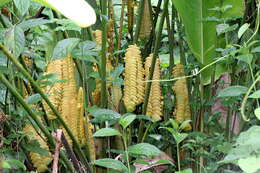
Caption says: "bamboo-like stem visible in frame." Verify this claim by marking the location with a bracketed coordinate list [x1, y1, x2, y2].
[166, 8, 175, 73]
[133, 0, 145, 43]
[117, 0, 126, 60]
[100, 0, 108, 108]
[0, 44, 92, 172]
[0, 74, 74, 172]
[143, 0, 162, 58]
[138, 0, 169, 142]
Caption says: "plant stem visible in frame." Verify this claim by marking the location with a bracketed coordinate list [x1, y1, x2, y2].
[100, 0, 108, 108]
[241, 75, 260, 121]
[0, 44, 92, 172]
[176, 144, 181, 171]
[133, 0, 145, 43]
[123, 132, 131, 173]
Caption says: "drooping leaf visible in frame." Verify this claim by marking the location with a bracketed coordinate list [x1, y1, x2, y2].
[4, 25, 25, 57]
[94, 159, 128, 172]
[238, 23, 250, 39]
[13, 0, 30, 16]
[93, 128, 122, 137]
[128, 143, 161, 156]
[52, 38, 80, 59]
[217, 86, 248, 97]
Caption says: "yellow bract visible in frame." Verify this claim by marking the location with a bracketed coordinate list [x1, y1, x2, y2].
[123, 45, 144, 112]
[145, 54, 162, 121]
[172, 64, 191, 130]
[23, 124, 52, 173]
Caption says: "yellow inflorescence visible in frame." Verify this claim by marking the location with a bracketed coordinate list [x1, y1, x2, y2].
[60, 56, 79, 145]
[93, 30, 102, 46]
[43, 58, 64, 120]
[139, 0, 152, 39]
[77, 87, 86, 145]
[172, 64, 191, 130]
[123, 45, 144, 112]
[23, 124, 52, 173]
[145, 54, 162, 121]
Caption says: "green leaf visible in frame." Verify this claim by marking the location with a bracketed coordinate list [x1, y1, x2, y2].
[94, 159, 128, 172]
[160, 127, 188, 144]
[88, 108, 121, 122]
[0, 0, 11, 7]
[6, 159, 26, 170]
[251, 46, 260, 53]
[235, 54, 253, 65]
[217, 86, 248, 97]
[221, 0, 245, 18]
[52, 38, 80, 59]
[18, 18, 51, 30]
[249, 90, 260, 98]
[216, 23, 238, 35]
[176, 168, 193, 173]
[238, 23, 250, 39]
[25, 94, 42, 104]
[171, 0, 218, 84]
[14, 0, 30, 16]
[254, 108, 260, 120]
[1, 160, 11, 169]
[4, 25, 25, 57]
[238, 156, 260, 173]
[128, 143, 161, 156]
[93, 128, 122, 137]
[119, 114, 136, 129]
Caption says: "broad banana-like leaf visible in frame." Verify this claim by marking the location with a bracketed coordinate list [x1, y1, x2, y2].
[172, 0, 244, 84]
[1, 0, 96, 28]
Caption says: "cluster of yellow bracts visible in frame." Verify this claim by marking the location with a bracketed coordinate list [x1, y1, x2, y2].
[23, 55, 95, 172]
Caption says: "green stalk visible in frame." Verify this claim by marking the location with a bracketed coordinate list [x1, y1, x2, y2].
[241, 75, 260, 121]
[133, 0, 145, 43]
[138, 0, 169, 142]
[143, 0, 162, 58]
[0, 74, 74, 172]
[176, 143, 181, 171]
[0, 44, 92, 172]
[100, 0, 108, 108]
[166, 8, 175, 73]
[123, 131, 131, 173]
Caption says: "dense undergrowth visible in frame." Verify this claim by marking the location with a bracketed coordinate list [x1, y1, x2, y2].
[0, 0, 260, 173]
